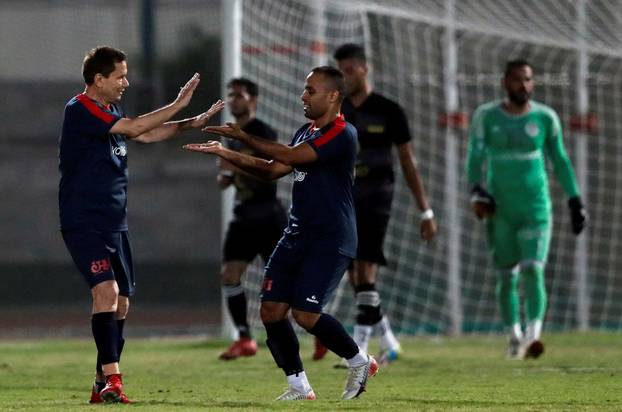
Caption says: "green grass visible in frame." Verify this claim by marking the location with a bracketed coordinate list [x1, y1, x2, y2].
[1, 332, 621, 411]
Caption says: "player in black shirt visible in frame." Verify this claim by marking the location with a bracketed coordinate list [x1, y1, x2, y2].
[217, 78, 287, 360]
[315, 43, 437, 365]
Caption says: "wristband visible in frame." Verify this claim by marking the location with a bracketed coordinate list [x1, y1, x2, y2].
[421, 209, 434, 220]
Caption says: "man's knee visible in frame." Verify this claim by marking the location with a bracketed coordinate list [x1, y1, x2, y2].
[92, 280, 119, 313]
[221, 261, 247, 285]
[291, 309, 320, 331]
[352, 260, 378, 285]
[260, 301, 289, 323]
[520, 260, 544, 276]
[116, 296, 130, 319]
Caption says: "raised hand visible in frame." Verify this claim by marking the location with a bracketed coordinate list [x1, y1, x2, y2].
[203, 122, 247, 141]
[191, 99, 226, 128]
[183, 141, 223, 155]
[174, 73, 201, 109]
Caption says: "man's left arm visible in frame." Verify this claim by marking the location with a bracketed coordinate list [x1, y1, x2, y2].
[133, 100, 225, 143]
[204, 123, 317, 165]
[544, 111, 586, 234]
[397, 142, 437, 240]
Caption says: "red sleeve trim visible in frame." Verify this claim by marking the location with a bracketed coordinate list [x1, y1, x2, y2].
[76, 94, 115, 124]
[313, 114, 346, 148]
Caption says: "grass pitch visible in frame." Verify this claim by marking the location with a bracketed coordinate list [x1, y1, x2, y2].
[1, 332, 621, 411]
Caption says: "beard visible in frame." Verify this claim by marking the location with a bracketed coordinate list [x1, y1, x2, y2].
[508, 90, 530, 105]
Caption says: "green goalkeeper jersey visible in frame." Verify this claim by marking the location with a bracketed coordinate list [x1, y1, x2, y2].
[466, 100, 580, 218]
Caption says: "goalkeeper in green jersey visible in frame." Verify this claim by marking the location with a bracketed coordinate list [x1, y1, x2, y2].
[466, 60, 586, 359]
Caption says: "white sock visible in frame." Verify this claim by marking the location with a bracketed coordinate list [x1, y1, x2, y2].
[353, 324, 372, 353]
[508, 323, 523, 341]
[346, 349, 368, 368]
[525, 320, 542, 342]
[286, 371, 312, 393]
[375, 315, 399, 351]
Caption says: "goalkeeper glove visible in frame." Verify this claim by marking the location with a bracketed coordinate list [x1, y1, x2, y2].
[470, 184, 496, 220]
[568, 196, 586, 235]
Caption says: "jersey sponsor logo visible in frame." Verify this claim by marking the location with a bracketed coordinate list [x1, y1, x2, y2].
[525, 122, 539, 137]
[105, 245, 117, 253]
[293, 169, 307, 182]
[306, 295, 319, 304]
[367, 124, 385, 133]
[112, 145, 127, 157]
[90, 258, 111, 275]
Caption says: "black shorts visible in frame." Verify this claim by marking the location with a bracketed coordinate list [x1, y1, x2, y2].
[261, 234, 352, 313]
[223, 215, 286, 263]
[355, 211, 390, 265]
[62, 231, 136, 297]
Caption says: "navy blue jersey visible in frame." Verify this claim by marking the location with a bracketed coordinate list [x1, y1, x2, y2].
[58, 94, 128, 231]
[286, 114, 358, 257]
[342, 93, 411, 213]
[227, 118, 284, 221]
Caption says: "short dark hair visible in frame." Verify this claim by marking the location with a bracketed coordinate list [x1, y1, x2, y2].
[82, 46, 126, 85]
[310, 66, 346, 102]
[226, 77, 259, 97]
[504, 59, 532, 78]
[333, 43, 366, 63]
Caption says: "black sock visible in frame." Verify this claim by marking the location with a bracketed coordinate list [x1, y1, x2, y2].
[355, 283, 382, 325]
[263, 319, 303, 376]
[95, 318, 125, 377]
[307, 313, 358, 359]
[91, 312, 119, 367]
[117, 318, 126, 362]
[226, 285, 251, 339]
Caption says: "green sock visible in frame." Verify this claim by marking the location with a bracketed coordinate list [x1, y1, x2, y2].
[522, 264, 547, 321]
[496, 268, 520, 327]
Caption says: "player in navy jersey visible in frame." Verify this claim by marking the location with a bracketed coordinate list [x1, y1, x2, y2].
[58, 46, 224, 404]
[314, 43, 438, 365]
[216, 78, 287, 360]
[185, 66, 378, 401]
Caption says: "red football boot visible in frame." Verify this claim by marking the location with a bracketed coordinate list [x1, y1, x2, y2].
[99, 374, 132, 403]
[89, 381, 104, 404]
[219, 337, 258, 360]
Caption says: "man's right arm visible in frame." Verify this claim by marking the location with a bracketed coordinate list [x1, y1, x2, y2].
[110, 73, 200, 138]
[466, 106, 495, 219]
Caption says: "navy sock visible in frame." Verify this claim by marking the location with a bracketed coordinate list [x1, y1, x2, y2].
[117, 318, 126, 361]
[227, 287, 251, 339]
[308, 313, 358, 359]
[91, 312, 119, 366]
[263, 319, 303, 376]
[96, 318, 124, 375]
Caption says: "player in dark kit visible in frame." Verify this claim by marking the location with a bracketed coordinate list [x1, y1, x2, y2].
[58, 46, 224, 403]
[217, 78, 286, 360]
[185, 66, 378, 401]
[315, 43, 438, 365]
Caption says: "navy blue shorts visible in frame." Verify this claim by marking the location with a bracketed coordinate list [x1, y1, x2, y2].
[62, 231, 136, 297]
[261, 234, 352, 313]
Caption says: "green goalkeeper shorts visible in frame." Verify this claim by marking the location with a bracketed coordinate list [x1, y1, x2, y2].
[486, 214, 551, 268]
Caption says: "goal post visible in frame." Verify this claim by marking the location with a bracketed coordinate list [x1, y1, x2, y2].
[224, 0, 622, 336]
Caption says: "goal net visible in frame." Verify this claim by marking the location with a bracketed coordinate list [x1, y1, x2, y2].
[232, 0, 622, 335]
